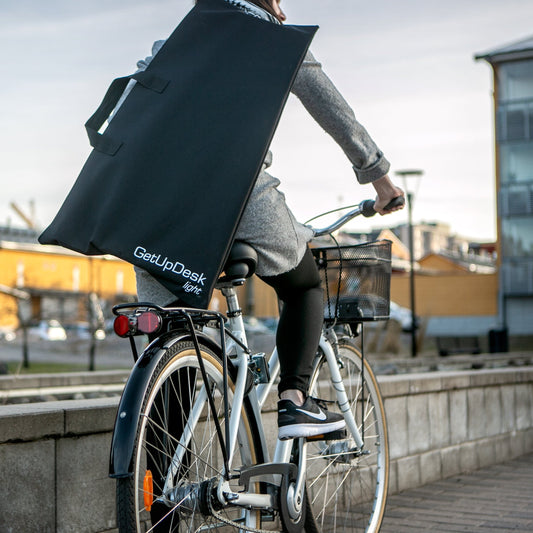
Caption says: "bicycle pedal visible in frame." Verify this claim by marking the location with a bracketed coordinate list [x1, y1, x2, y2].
[306, 428, 347, 442]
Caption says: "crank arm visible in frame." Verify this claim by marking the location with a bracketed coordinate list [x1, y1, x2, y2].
[219, 484, 275, 510]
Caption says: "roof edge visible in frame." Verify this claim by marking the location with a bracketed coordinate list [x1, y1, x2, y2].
[475, 35, 533, 63]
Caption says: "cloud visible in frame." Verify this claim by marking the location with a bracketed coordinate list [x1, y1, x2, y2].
[2, 0, 533, 241]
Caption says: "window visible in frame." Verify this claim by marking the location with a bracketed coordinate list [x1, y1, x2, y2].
[502, 260, 533, 295]
[501, 218, 533, 258]
[497, 60, 533, 142]
[498, 60, 533, 101]
[497, 102, 533, 141]
[499, 142, 533, 184]
[499, 184, 533, 216]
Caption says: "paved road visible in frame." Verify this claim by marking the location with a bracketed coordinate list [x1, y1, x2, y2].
[381, 453, 533, 532]
[0, 331, 276, 371]
[0, 337, 133, 369]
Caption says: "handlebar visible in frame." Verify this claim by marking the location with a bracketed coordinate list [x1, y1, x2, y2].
[310, 196, 405, 237]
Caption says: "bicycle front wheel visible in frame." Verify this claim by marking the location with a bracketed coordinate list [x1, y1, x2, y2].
[116, 339, 262, 532]
[306, 339, 389, 533]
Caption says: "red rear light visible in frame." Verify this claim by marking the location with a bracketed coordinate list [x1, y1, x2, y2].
[114, 315, 133, 337]
[113, 310, 161, 338]
[137, 311, 161, 334]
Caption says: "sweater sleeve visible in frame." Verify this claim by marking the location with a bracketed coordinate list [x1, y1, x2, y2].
[291, 50, 390, 184]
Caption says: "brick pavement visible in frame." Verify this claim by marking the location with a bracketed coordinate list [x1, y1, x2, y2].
[380, 453, 533, 532]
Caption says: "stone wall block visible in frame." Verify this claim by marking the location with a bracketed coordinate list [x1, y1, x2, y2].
[441, 445, 461, 479]
[419, 449, 442, 485]
[64, 398, 120, 435]
[484, 386, 502, 437]
[56, 433, 116, 533]
[524, 427, 533, 453]
[407, 394, 430, 455]
[476, 437, 496, 468]
[510, 430, 526, 458]
[378, 375, 410, 398]
[467, 388, 486, 441]
[428, 391, 450, 449]
[449, 389, 468, 445]
[459, 441, 479, 473]
[492, 434, 512, 465]
[396, 454, 421, 492]
[384, 396, 408, 459]
[387, 458, 398, 495]
[0, 403, 64, 443]
[500, 385, 516, 433]
[0, 440, 56, 533]
[515, 384, 533, 431]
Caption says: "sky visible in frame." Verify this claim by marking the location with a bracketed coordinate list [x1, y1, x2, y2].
[2, 0, 533, 242]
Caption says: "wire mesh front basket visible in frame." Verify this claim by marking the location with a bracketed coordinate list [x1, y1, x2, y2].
[312, 240, 392, 323]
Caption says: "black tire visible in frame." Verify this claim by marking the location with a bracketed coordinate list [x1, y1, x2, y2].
[116, 339, 263, 532]
[279, 439, 318, 533]
[305, 340, 389, 533]
[303, 486, 320, 533]
[280, 440, 321, 533]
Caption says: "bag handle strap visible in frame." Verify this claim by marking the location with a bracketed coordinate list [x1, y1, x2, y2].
[85, 71, 169, 155]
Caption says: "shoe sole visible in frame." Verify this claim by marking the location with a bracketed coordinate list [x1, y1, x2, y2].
[278, 420, 346, 441]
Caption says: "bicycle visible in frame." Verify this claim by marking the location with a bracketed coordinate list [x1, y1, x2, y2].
[109, 197, 402, 533]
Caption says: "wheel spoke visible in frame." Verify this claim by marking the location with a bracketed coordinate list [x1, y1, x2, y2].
[116, 343, 260, 532]
[306, 341, 389, 532]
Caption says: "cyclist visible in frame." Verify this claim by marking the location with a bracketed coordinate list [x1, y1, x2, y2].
[133, 0, 405, 440]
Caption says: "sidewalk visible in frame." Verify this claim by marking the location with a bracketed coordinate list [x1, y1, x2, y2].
[381, 453, 533, 532]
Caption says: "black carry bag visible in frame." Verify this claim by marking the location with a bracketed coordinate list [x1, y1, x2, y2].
[39, 0, 317, 308]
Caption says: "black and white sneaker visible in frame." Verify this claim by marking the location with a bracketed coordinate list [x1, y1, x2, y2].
[278, 396, 345, 440]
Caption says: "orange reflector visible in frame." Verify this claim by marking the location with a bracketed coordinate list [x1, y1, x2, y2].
[143, 470, 154, 511]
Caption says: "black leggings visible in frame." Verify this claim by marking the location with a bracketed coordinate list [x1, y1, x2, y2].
[259, 248, 324, 395]
[164, 247, 323, 395]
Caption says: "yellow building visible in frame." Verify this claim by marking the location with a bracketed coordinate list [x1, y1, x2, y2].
[1, 235, 499, 342]
[0, 241, 136, 329]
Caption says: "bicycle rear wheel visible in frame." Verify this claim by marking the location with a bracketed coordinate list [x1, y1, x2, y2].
[306, 339, 389, 533]
[116, 339, 262, 532]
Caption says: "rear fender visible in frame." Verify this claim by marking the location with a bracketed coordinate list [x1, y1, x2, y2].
[109, 330, 222, 478]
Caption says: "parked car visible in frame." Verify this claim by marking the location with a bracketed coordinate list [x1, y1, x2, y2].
[65, 322, 106, 341]
[36, 320, 67, 341]
[389, 302, 419, 332]
[261, 317, 279, 333]
[65, 322, 106, 340]
[0, 328, 16, 342]
[242, 317, 271, 334]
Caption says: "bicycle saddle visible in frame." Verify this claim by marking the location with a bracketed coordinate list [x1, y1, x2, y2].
[220, 241, 258, 283]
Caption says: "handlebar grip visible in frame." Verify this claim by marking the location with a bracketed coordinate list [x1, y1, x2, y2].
[361, 200, 378, 218]
[383, 196, 405, 211]
[361, 196, 406, 218]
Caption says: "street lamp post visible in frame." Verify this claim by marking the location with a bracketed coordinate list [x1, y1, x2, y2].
[395, 169, 423, 357]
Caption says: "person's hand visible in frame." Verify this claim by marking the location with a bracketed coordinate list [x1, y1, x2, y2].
[371, 174, 405, 215]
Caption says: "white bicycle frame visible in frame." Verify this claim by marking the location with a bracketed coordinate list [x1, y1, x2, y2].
[165, 200, 385, 512]
[205, 285, 365, 512]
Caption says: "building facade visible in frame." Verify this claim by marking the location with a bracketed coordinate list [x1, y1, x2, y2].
[477, 36, 533, 335]
[345, 221, 492, 263]
[390, 222, 471, 260]
[0, 241, 137, 330]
